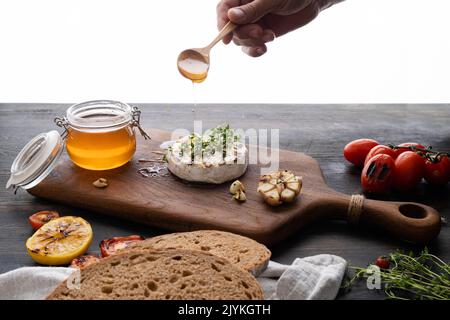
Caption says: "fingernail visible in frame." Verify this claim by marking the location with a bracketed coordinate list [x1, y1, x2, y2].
[229, 8, 246, 21]
[256, 47, 264, 55]
[242, 47, 251, 55]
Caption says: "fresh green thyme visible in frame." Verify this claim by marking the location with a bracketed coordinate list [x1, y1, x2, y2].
[342, 248, 450, 300]
[174, 124, 241, 161]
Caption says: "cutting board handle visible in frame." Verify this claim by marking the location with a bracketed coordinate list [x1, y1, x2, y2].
[315, 194, 441, 244]
[360, 198, 441, 244]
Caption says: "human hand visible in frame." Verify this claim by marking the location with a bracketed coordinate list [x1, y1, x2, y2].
[217, 0, 342, 57]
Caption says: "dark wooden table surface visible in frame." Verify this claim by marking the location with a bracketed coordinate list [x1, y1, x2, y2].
[0, 103, 449, 300]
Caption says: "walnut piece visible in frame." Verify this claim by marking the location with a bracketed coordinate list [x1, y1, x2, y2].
[93, 178, 108, 188]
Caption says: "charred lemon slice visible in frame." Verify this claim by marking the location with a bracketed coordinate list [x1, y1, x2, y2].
[26, 216, 93, 265]
[257, 170, 303, 206]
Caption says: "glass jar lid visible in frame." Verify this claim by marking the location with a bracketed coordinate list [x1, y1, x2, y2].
[56, 100, 150, 139]
[66, 100, 133, 131]
[6, 130, 64, 190]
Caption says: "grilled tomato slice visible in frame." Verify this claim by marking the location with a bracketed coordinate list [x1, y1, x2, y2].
[26, 216, 93, 265]
[100, 235, 144, 257]
[70, 254, 100, 269]
[28, 210, 60, 230]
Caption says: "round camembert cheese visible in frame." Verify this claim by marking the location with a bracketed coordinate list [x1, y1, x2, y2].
[166, 125, 247, 184]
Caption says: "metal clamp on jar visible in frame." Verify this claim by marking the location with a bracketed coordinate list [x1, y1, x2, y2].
[6, 100, 150, 191]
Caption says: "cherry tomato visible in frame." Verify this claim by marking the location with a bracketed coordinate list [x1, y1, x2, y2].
[393, 142, 426, 158]
[344, 139, 379, 166]
[424, 155, 450, 185]
[70, 255, 100, 269]
[361, 154, 395, 194]
[393, 151, 425, 191]
[28, 210, 60, 230]
[364, 145, 396, 165]
[100, 235, 144, 257]
[375, 256, 390, 269]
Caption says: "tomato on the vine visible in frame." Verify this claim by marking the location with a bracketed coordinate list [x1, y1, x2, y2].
[393, 142, 426, 158]
[424, 155, 450, 185]
[364, 145, 396, 165]
[375, 256, 390, 269]
[361, 154, 395, 194]
[344, 139, 379, 167]
[393, 151, 425, 191]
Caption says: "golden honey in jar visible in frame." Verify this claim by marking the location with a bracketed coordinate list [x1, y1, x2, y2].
[63, 100, 145, 170]
[66, 126, 136, 170]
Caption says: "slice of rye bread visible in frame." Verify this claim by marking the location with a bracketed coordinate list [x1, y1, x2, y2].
[47, 249, 264, 300]
[130, 230, 271, 276]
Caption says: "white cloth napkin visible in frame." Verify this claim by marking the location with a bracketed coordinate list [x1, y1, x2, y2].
[0, 267, 74, 300]
[0, 254, 346, 300]
[258, 254, 347, 300]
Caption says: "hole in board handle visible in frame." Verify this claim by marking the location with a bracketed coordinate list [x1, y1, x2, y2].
[399, 204, 427, 219]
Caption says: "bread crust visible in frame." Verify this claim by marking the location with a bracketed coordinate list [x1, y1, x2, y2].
[132, 230, 271, 276]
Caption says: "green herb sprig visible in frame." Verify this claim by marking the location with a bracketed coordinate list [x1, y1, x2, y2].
[342, 249, 450, 300]
[177, 124, 240, 162]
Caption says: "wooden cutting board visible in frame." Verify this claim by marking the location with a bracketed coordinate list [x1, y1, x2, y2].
[28, 129, 441, 246]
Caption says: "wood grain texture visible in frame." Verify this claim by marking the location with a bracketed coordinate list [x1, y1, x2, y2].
[0, 103, 449, 300]
[28, 129, 441, 246]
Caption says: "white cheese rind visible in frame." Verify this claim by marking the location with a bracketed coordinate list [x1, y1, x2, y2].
[166, 136, 248, 184]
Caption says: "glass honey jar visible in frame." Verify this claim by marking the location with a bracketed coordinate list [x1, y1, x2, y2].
[6, 100, 149, 191]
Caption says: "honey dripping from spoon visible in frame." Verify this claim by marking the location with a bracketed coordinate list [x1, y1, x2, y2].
[177, 21, 236, 83]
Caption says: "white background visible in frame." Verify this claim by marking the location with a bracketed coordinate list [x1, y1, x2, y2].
[0, 0, 449, 103]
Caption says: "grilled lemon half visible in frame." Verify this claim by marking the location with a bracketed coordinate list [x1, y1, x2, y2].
[26, 216, 93, 265]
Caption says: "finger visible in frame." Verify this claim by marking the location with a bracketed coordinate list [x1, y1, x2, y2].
[242, 45, 267, 57]
[262, 2, 320, 37]
[228, 0, 276, 24]
[223, 34, 233, 45]
[217, 0, 240, 44]
[233, 36, 266, 47]
[217, 0, 240, 29]
[261, 28, 275, 42]
[234, 23, 264, 40]
[232, 28, 274, 46]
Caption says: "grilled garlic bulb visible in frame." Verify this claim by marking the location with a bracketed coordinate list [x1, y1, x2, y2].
[257, 170, 302, 206]
[230, 180, 246, 202]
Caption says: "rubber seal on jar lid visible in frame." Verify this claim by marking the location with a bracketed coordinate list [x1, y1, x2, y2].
[6, 130, 64, 190]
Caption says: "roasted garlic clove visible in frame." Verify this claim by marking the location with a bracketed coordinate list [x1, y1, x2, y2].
[257, 170, 302, 206]
[230, 180, 245, 194]
[230, 180, 246, 202]
[233, 189, 247, 202]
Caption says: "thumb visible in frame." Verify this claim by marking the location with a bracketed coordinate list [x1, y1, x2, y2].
[228, 0, 275, 24]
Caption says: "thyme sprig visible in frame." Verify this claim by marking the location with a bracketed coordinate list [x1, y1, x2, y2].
[342, 249, 450, 300]
[177, 124, 241, 162]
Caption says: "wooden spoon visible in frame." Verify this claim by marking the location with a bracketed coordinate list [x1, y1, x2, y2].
[177, 21, 237, 82]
